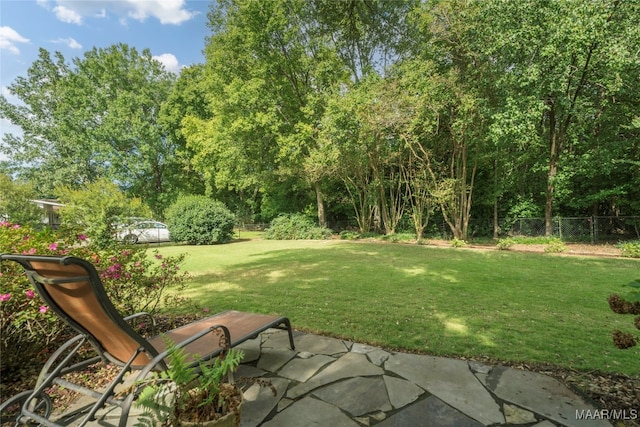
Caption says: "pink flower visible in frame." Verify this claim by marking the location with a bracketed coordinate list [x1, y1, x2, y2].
[25, 290, 36, 299]
[77, 234, 87, 241]
[155, 254, 163, 260]
[0, 293, 11, 302]
[49, 243, 58, 251]
[12, 224, 21, 229]
[39, 305, 48, 313]
[103, 263, 123, 280]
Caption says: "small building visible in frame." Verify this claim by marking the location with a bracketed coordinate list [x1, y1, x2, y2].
[31, 199, 64, 228]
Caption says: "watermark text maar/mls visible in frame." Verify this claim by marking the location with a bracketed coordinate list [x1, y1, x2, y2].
[576, 409, 638, 421]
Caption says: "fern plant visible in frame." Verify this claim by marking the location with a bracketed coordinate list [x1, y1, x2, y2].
[134, 335, 244, 426]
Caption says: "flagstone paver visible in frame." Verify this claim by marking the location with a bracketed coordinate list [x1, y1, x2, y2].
[241, 377, 290, 427]
[383, 375, 425, 409]
[503, 404, 538, 424]
[277, 354, 334, 382]
[286, 333, 349, 355]
[311, 376, 392, 416]
[376, 395, 485, 427]
[479, 366, 613, 427]
[256, 347, 296, 372]
[261, 396, 360, 427]
[286, 352, 384, 399]
[384, 352, 505, 425]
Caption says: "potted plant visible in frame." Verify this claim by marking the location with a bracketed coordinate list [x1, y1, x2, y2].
[133, 336, 244, 427]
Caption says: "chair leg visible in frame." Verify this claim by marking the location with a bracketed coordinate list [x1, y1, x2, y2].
[282, 318, 295, 350]
[77, 348, 143, 427]
[0, 390, 52, 426]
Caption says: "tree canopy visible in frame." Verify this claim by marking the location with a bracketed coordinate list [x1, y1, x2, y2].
[1, 0, 639, 239]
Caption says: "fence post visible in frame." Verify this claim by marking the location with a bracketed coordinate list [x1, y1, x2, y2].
[557, 217, 562, 239]
[590, 216, 595, 244]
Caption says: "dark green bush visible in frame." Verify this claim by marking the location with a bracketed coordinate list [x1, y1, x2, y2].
[166, 196, 236, 245]
[264, 214, 332, 240]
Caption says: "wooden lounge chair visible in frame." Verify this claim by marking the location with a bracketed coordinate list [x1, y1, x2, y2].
[0, 254, 295, 427]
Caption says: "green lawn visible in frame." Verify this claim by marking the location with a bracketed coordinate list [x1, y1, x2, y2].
[156, 239, 640, 376]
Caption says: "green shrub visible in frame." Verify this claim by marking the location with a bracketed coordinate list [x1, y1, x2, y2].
[450, 238, 467, 248]
[0, 221, 190, 375]
[166, 196, 236, 245]
[340, 230, 361, 240]
[264, 214, 332, 240]
[544, 238, 567, 253]
[382, 233, 416, 243]
[496, 238, 515, 250]
[506, 236, 558, 245]
[619, 241, 640, 258]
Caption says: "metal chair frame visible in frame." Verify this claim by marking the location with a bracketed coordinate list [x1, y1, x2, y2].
[0, 254, 294, 427]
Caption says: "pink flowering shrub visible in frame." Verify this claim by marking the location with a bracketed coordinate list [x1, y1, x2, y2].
[0, 221, 189, 375]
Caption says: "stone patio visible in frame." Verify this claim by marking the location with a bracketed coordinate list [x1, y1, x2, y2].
[57, 329, 616, 427]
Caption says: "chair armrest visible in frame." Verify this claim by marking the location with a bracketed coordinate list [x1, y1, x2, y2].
[124, 312, 157, 337]
[132, 324, 231, 385]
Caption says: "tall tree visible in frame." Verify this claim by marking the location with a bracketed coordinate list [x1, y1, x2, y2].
[195, 0, 347, 224]
[480, 0, 640, 233]
[191, 0, 417, 225]
[0, 44, 177, 216]
[310, 0, 416, 81]
[404, 0, 493, 239]
[0, 49, 74, 194]
[159, 64, 210, 196]
[321, 73, 413, 234]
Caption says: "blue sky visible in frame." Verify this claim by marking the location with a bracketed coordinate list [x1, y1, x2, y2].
[0, 0, 213, 150]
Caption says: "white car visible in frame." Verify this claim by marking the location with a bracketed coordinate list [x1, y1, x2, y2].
[118, 221, 171, 244]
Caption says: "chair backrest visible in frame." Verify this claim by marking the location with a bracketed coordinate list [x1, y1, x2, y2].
[1, 254, 159, 369]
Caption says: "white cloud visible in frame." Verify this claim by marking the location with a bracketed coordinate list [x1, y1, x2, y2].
[51, 37, 82, 49]
[39, 1, 106, 22]
[126, 0, 197, 25]
[53, 5, 83, 24]
[0, 26, 30, 54]
[153, 53, 181, 74]
[43, 1, 197, 26]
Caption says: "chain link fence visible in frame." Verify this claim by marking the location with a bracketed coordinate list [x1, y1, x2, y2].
[240, 216, 640, 243]
[508, 216, 640, 243]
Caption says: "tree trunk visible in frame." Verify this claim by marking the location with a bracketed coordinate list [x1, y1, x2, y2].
[493, 159, 499, 239]
[545, 99, 558, 237]
[315, 182, 326, 227]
